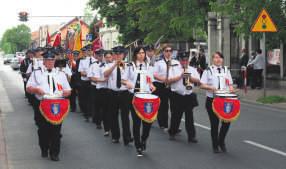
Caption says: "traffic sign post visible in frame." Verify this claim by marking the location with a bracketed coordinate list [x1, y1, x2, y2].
[251, 8, 278, 97]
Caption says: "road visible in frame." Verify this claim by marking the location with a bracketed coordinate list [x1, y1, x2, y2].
[0, 60, 285, 169]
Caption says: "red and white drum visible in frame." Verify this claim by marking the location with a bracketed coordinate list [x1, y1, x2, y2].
[212, 93, 240, 122]
[132, 93, 161, 123]
[39, 97, 70, 125]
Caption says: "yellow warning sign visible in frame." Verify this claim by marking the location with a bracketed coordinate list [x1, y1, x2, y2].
[251, 8, 278, 32]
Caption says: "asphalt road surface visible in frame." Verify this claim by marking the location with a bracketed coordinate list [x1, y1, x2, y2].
[0, 60, 285, 169]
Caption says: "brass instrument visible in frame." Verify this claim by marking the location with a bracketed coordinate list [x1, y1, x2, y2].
[183, 66, 193, 90]
[117, 60, 125, 69]
[165, 60, 171, 88]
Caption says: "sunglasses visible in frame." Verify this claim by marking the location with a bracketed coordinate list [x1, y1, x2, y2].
[164, 49, 173, 53]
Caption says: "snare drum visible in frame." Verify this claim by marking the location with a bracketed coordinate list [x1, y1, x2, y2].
[212, 93, 240, 122]
[39, 98, 70, 125]
[132, 93, 161, 123]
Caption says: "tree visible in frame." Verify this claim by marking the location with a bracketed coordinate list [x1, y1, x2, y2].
[83, 5, 94, 25]
[88, 0, 146, 44]
[0, 24, 31, 54]
[210, 0, 286, 47]
[88, 0, 212, 44]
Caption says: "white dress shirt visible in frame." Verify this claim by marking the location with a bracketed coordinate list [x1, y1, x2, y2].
[94, 62, 108, 89]
[122, 62, 154, 94]
[200, 65, 233, 98]
[26, 59, 44, 74]
[153, 59, 180, 83]
[26, 68, 71, 100]
[87, 61, 99, 86]
[78, 56, 94, 81]
[104, 62, 127, 91]
[170, 65, 200, 96]
[247, 54, 265, 70]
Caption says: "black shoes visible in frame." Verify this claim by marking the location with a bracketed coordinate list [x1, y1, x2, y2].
[103, 131, 109, 137]
[41, 151, 48, 158]
[188, 137, 198, 143]
[112, 139, 119, 143]
[213, 147, 220, 154]
[219, 144, 227, 153]
[124, 138, 134, 146]
[96, 125, 102, 129]
[50, 154, 60, 161]
[137, 148, 143, 157]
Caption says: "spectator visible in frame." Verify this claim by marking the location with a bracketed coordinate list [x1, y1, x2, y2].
[247, 49, 265, 89]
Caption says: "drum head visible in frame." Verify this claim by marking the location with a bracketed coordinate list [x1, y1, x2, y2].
[135, 93, 158, 99]
[215, 93, 238, 98]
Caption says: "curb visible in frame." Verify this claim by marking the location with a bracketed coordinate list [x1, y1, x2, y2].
[0, 110, 9, 169]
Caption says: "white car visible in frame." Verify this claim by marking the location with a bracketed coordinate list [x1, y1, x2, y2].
[10, 58, 20, 70]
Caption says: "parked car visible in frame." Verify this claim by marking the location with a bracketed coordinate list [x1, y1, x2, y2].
[10, 57, 20, 70]
[3, 54, 15, 64]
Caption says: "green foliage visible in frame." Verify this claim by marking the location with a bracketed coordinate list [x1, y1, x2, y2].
[257, 95, 286, 104]
[211, 0, 286, 47]
[88, 0, 211, 44]
[0, 24, 31, 54]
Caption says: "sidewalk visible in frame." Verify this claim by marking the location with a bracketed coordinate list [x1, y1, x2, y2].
[193, 87, 286, 110]
[0, 110, 8, 169]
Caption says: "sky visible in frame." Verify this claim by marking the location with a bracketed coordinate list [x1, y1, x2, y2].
[0, 0, 93, 38]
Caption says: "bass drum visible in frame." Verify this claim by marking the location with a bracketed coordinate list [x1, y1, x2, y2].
[132, 93, 160, 123]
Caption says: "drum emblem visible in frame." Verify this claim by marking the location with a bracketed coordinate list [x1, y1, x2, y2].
[51, 103, 60, 115]
[224, 102, 233, 114]
[144, 102, 153, 114]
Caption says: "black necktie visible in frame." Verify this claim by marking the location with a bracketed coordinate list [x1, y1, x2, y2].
[116, 66, 121, 88]
[47, 75, 56, 92]
[217, 68, 221, 89]
[135, 64, 143, 92]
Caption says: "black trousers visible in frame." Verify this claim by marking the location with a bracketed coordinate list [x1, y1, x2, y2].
[79, 80, 92, 118]
[109, 90, 132, 141]
[95, 88, 111, 131]
[34, 99, 62, 156]
[90, 85, 98, 123]
[69, 88, 77, 112]
[153, 82, 170, 128]
[169, 92, 196, 139]
[129, 94, 152, 149]
[205, 97, 230, 148]
[252, 69, 263, 88]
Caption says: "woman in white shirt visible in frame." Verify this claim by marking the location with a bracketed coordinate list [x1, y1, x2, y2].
[200, 51, 234, 154]
[122, 46, 155, 157]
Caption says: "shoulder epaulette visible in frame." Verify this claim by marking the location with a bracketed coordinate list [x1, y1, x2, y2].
[99, 63, 105, 67]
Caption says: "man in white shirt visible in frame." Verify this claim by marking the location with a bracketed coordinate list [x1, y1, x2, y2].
[153, 44, 179, 131]
[104, 46, 133, 145]
[247, 49, 265, 89]
[168, 51, 200, 142]
[26, 49, 71, 161]
[78, 44, 94, 121]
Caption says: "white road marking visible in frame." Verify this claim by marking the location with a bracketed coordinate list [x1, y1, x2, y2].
[181, 119, 211, 130]
[244, 140, 286, 157]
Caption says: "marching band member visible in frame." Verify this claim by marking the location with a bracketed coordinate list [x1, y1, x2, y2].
[78, 44, 94, 122]
[26, 47, 45, 126]
[26, 49, 71, 161]
[88, 49, 103, 128]
[153, 44, 178, 131]
[90, 50, 112, 136]
[168, 51, 200, 143]
[200, 51, 234, 153]
[122, 46, 156, 157]
[69, 50, 81, 112]
[20, 49, 34, 104]
[104, 46, 133, 145]
[145, 44, 156, 66]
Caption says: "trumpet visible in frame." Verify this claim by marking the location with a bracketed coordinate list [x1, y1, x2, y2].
[183, 66, 192, 90]
[117, 60, 125, 69]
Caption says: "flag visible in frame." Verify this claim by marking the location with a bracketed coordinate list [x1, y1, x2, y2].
[73, 21, 82, 51]
[46, 30, 51, 46]
[92, 37, 102, 51]
[53, 32, 61, 47]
